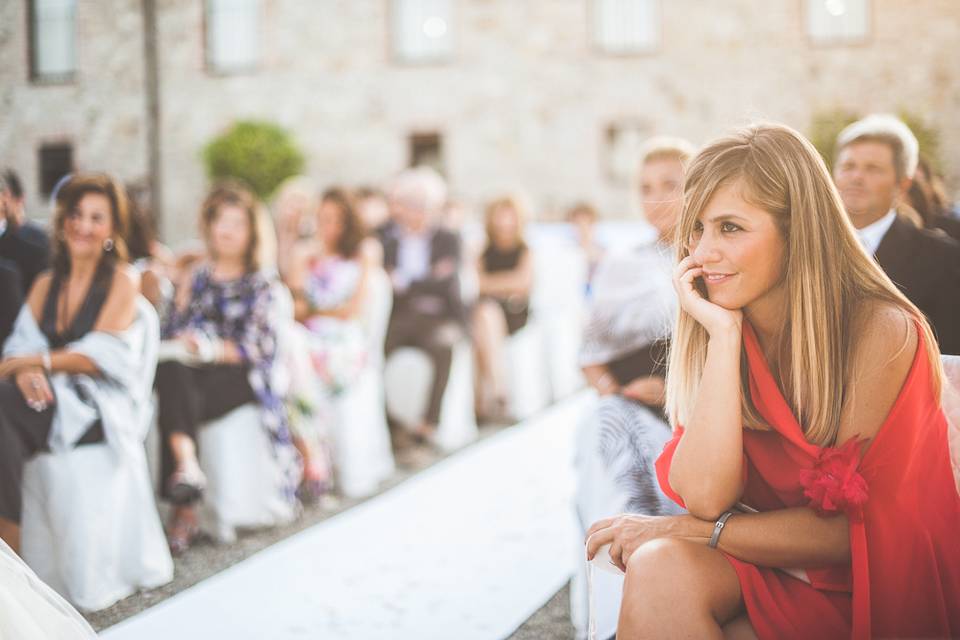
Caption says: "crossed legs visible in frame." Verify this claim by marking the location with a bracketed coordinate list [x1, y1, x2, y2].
[618, 537, 755, 639]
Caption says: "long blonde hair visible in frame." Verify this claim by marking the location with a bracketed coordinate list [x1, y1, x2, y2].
[665, 123, 942, 446]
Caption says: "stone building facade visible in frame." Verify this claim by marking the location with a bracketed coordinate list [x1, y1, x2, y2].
[2, 0, 959, 242]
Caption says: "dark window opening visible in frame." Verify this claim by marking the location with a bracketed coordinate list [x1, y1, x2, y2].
[409, 132, 444, 174]
[38, 143, 74, 197]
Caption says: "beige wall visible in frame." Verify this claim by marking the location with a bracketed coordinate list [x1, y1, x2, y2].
[3, 0, 959, 242]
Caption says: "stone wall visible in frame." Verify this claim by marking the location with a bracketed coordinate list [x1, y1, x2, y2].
[3, 0, 959, 242]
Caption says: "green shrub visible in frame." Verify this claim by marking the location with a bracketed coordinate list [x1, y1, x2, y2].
[202, 120, 305, 200]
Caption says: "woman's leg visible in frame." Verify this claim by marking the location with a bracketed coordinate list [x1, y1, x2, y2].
[0, 379, 55, 553]
[619, 537, 746, 639]
[155, 361, 205, 500]
[471, 302, 494, 415]
[472, 300, 508, 419]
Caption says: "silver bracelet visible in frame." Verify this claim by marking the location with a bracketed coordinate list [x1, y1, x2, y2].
[708, 511, 734, 549]
[41, 351, 52, 372]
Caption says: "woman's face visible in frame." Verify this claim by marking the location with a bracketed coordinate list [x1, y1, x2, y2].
[490, 204, 519, 247]
[209, 204, 252, 263]
[687, 181, 786, 313]
[640, 158, 684, 240]
[63, 192, 114, 261]
[316, 199, 345, 250]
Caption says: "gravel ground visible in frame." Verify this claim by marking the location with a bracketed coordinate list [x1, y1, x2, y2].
[85, 421, 578, 636]
[508, 583, 575, 640]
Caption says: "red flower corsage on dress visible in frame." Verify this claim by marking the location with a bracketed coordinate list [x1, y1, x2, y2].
[798, 437, 869, 522]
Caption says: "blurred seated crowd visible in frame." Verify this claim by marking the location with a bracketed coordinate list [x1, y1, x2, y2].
[0, 157, 597, 611]
[0, 113, 959, 618]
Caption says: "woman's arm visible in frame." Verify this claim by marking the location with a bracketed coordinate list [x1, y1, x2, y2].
[1, 268, 140, 378]
[477, 252, 533, 299]
[292, 256, 371, 324]
[667, 257, 746, 520]
[587, 508, 849, 572]
[582, 363, 620, 396]
[668, 330, 745, 520]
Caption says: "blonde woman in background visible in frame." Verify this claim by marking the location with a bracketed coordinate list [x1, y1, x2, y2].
[272, 176, 318, 278]
[472, 195, 533, 423]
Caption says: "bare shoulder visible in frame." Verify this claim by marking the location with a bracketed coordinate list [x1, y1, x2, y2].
[96, 265, 139, 332]
[838, 300, 918, 443]
[112, 264, 141, 295]
[851, 300, 917, 368]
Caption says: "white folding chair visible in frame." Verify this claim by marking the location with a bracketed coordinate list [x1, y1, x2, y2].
[21, 297, 173, 611]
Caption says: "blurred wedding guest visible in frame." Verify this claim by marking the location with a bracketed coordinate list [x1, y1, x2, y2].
[355, 186, 391, 232]
[0, 169, 49, 295]
[285, 187, 371, 496]
[907, 156, 960, 241]
[382, 167, 465, 441]
[1, 170, 50, 348]
[567, 202, 604, 297]
[354, 186, 389, 267]
[124, 186, 176, 319]
[834, 114, 960, 354]
[272, 176, 318, 278]
[0, 173, 143, 554]
[155, 181, 299, 554]
[0, 264, 19, 350]
[441, 198, 467, 233]
[472, 195, 533, 423]
[571, 138, 693, 640]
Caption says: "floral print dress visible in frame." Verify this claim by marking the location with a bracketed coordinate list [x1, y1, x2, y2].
[163, 265, 300, 499]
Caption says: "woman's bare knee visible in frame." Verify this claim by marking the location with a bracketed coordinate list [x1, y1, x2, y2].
[623, 538, 743, 629]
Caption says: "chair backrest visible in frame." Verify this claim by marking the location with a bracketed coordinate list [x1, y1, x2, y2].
[135, 296, 161, 398]
[268, 280, 296, 396]
[362, 267, 393, 363]
[942, 355, 960, 493]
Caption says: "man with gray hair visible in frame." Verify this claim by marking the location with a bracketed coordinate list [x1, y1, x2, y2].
[834, 114, 960, 354]
[381, 167, 466, 443]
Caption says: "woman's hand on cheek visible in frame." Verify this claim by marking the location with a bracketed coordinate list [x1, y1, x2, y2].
[673, 256, 742, 338]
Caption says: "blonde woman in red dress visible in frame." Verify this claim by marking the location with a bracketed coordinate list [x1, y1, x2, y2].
[586, 123, 960, 639]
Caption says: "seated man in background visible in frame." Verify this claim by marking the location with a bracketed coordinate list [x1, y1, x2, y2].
[381, 167, 465, 443]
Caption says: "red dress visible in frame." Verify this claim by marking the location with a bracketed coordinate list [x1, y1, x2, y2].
[655, 322, 960, 639]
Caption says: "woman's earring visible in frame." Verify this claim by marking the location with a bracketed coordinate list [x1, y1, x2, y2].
[103, 238, 114, 252]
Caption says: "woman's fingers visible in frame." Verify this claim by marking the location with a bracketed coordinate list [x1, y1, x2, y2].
[37, 376, 54, 403]
[586, 517, 615, 540]
[585, 527, 614, 561]
[609, 541, 626, 572]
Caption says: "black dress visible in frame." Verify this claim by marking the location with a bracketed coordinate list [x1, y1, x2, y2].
[0, 262, 112, 524]
[480, 244, 530, 335]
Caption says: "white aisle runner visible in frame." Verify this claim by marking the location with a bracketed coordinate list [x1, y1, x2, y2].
[102, 393, 589, 640]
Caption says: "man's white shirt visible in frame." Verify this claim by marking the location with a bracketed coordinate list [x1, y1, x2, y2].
[855, 209, 897, 256]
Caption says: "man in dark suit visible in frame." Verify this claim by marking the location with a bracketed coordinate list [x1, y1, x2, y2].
[382, 168, 466, 441]
[0, 169, 50, 296]
[0, 170, 50, 349]
[834, 115, 960, 355]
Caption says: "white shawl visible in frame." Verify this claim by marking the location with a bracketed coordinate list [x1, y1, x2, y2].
[579, 241, 676, 367]
[3, 298, 159, 460]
